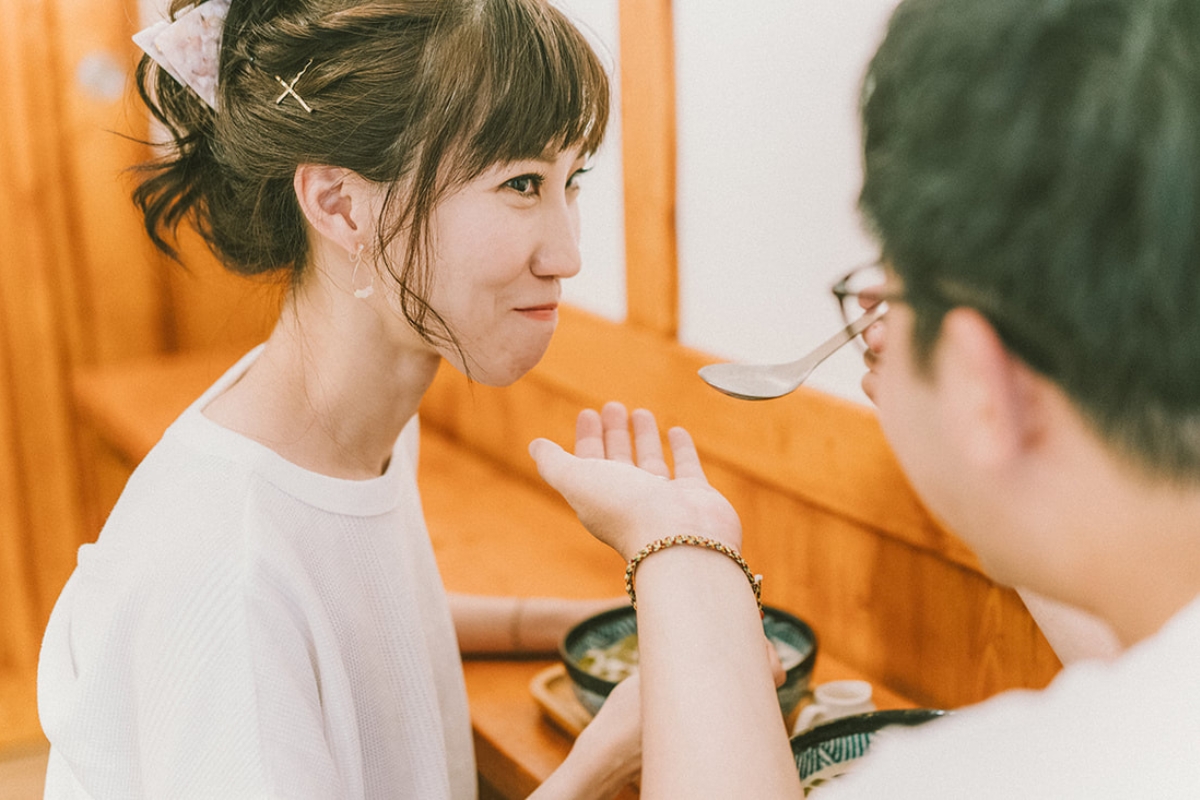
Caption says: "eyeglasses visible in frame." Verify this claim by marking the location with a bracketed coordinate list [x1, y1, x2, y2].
[836, 264, 1062, 378]
[831, 262, 895, 350]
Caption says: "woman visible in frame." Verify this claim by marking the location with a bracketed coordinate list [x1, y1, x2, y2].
[37, 1, 637, 797]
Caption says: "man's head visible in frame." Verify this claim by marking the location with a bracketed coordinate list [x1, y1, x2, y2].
[859, 0, 1200, 482]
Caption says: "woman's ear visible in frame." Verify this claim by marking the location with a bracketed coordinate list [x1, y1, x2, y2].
[293, 164, 376, 251]
[937, 308, 1046, 468]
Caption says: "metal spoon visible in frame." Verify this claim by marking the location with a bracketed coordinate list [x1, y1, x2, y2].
[698, 304, 887, 400]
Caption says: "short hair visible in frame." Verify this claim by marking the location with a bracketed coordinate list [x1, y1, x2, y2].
[859, 0, 1200, 479]
[134, 0, 609, 348]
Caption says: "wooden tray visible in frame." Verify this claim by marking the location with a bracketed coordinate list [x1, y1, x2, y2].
[529, 664, 594, 737]
[530, 663, 813, 738]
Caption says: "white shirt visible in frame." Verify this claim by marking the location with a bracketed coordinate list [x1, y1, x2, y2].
[38, 348, 476, 799]
[824, 593, 1200, 797]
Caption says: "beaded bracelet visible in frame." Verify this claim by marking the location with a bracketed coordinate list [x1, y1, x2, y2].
[624, 534, 763, 612]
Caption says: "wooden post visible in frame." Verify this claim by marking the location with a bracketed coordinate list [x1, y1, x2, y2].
[618, 0, 679, 337]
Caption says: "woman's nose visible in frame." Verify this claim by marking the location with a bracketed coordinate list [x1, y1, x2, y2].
[531, 201, 583, 278]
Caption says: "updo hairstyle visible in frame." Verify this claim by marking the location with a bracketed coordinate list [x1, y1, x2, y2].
[134, 0, 610, 345]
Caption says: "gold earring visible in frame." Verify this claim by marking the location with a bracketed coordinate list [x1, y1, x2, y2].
[349, 243, 374, 299]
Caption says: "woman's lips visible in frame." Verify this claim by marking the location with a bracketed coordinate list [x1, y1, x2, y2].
[516, 304, 559, 322]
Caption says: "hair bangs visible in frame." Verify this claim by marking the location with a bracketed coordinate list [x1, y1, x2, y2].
[463, 0, 610, 174]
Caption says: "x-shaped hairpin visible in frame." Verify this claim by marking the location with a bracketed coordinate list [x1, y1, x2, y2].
[275, 59, 314, 113]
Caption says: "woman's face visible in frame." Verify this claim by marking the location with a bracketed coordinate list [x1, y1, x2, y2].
[417, 146, 589, 385]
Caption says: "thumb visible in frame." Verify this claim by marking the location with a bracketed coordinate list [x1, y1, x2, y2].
[529, 437, 603, 516]
[528, 437, 572, 492]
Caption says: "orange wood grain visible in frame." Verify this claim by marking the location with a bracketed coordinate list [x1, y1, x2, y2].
[618, 0, 678, 336]
[72, 346, 249, 467]
[422, 305, 979, 571]
[419, 418, 628, 600]
[417, 306, 1062, 709]
[0, 667, 42, 752]
[422, 427, 919, 797]
[0, 337, 38, 675]
[164, 226, 283, 352]
[48, 0, 169, 364]
[0, 0, 96, 638]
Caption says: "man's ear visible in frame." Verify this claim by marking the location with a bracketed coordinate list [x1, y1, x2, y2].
[293, 164, 375, 251]
[937, 307, 1045, 468]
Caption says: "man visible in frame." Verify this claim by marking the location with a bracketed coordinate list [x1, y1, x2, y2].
[529, 0, 1200, 795]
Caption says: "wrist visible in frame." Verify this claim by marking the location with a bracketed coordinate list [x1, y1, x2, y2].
[620, 524, 742, 563]
[624, 534, 762, 613]
[570, 719, 641, 797]
[534, 732, 638, 800]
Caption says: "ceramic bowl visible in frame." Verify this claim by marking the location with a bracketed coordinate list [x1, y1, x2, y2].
[790, 708, 948, 794]
[560, 604, 818, 717]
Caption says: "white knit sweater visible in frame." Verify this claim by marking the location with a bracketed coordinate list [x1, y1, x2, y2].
[38, 349, 476, 799]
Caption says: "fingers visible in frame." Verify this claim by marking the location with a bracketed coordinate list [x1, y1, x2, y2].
[766, 637, 786, 688]
[528, 438, 572, 500]
[666, 426, 708, 482]
[576, 403, 668, 476]
[631, 409, 670, 477]
[575, 408, 605, 459]
[529, 436, 566, 472]
[600, 402, 634, 464]
[568, 403, 704, 483]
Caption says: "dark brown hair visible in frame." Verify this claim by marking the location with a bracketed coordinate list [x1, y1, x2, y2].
[134, 0, 610, 346]
[860, 0, 1200, 479]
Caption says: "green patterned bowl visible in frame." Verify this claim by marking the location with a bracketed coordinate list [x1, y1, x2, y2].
[560, 604, 818, 717]
[790, 708, 948, 794]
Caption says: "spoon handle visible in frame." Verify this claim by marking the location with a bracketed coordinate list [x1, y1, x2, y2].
[800, 304, 887, 371]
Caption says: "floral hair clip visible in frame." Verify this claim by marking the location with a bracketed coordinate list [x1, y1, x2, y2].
[133, 0, 231, 111]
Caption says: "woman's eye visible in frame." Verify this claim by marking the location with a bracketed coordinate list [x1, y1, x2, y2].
[566, 166, 591, 190]
[505, 174, 543, 196]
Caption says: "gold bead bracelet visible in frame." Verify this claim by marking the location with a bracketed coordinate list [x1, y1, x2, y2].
[624, 534, 763, 612]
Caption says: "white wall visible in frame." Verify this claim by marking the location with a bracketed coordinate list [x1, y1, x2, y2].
[562, 1, 902, 404]
[674, 1, 899, 404]
[553, 0, 628, 323]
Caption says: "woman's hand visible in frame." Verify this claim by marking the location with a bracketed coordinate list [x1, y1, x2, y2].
[531, 674, 642, 799]
[575, 674, 642, 785]
[529, 402, 741, 561]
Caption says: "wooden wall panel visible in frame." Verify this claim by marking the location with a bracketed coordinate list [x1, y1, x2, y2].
[0, 0, 91, 640]
[710, 459, 1061, 708]
[423, 306, 980, 571]
[53, 0, 169, 364]
[418, 307, 1062, 709]
[0, 0, 174, 683]
[165, 227, 282, 352]
[618, 0, 678, 336]
[0, 332, 38, 674]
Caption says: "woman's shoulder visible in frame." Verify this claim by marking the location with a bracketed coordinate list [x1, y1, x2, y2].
[97, 427, 258, 554]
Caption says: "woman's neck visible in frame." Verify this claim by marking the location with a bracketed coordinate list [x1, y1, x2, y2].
[202, 279, 441, 479]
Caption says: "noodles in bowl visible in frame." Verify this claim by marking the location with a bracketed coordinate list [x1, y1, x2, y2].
[560, 604, 818, 719]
